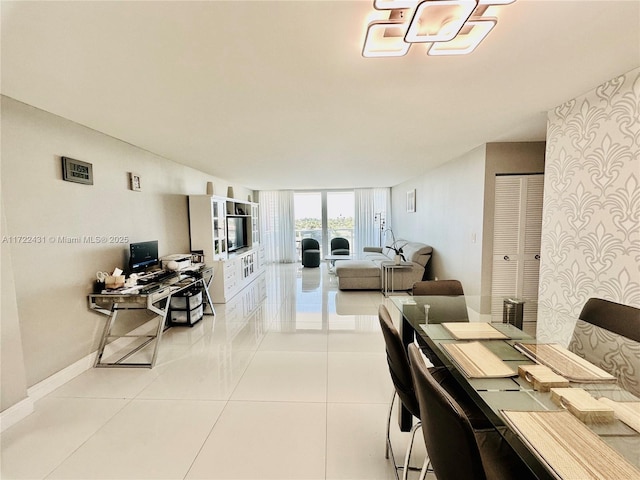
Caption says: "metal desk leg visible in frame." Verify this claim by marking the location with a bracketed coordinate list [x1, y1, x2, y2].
[149, 299, 170, 368]
[201, 278, 216, 316]
[94, 303, 119, 367]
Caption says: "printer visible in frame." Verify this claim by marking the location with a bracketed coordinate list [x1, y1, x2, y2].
[161, 254, 192, 271]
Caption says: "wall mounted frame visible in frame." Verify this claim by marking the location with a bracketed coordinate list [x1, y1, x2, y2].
[62, 156, 93, 185]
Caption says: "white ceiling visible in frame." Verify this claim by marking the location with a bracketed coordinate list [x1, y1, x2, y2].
[2, 1, 639, 190]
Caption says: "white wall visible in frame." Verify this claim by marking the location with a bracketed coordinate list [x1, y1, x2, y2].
[538, 67, 640, 343]
[1, 202, 29, 412]
[0, 96, 251, 410]
[391, 146, 487, 294]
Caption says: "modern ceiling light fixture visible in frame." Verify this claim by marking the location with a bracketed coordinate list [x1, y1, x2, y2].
[362, 0, 515, 58]
[404, 0, 477, 43]
[427, 17, 497, 55]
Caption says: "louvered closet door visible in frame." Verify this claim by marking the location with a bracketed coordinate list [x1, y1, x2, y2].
[491, 175, 543, 333]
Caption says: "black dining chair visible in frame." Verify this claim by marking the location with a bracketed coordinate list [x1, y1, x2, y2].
[411, 279, 464, 296]
[301, 238, 321, 268]
[378, 304, 427, 480]
[569, 298, 640, 396]
[410, 279, 466, 367]
[408, 343, 535, 480]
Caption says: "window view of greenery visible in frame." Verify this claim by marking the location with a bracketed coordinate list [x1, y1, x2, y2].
[294, 191, 355, 257]
[295, 216, 353, 235]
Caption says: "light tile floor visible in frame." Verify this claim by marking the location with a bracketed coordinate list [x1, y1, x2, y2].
[1, 263, 434, 480]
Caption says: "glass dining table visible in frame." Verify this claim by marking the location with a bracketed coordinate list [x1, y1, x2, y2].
[389, 295, 640, 480]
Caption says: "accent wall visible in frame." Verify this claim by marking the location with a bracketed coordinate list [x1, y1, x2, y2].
[538, 67, 640, 342]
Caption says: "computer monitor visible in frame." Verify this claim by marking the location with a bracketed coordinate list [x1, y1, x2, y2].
[129, 240, 159, 272]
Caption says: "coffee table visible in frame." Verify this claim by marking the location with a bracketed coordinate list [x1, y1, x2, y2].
[324, 254, 353, 273]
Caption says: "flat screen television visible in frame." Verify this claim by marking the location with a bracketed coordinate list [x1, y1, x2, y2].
[227, 217, 248, 252]
[129, 240, 159, 272]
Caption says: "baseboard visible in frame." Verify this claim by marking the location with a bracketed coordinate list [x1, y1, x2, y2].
[0, 395, 34, 432]
[1, 352, 95, 432]
[26, 351, 97, 403]
[2, 320, 156, 431]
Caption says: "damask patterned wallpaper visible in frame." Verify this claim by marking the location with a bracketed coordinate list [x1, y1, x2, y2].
[538, 67, 640, 343]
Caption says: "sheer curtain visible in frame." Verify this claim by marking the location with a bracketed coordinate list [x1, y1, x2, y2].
[259, 190, 298, 263]
[354, 188, 390, 253]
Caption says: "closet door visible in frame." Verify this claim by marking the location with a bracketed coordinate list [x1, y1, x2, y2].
[491, 175, 543, 333]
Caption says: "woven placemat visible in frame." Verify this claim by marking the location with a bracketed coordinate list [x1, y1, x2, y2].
[515, 343, 616, 383]
[502, 410, 640, 479]
[598, 398, 640, 433]
[441, 322, 508, 340]
[441, 341, 516, 378]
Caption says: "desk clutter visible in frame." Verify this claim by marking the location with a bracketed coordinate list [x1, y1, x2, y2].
[93, 268, 206, 327]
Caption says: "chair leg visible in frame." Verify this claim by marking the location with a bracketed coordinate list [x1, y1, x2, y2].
[385, 391, 401, 480]
[386, 391, 396, 459]
[418, 457, 431, 480]
[386, 390, 424, 480]
[402, 422, 422, 480]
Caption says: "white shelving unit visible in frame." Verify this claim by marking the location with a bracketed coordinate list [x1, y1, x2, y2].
[188, 195, 265, 303]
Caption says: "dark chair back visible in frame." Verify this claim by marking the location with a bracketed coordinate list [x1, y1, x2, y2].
[378, 305, 420, 418]
[301, 238, 320, 252]
[412, 280, 464, 296]
[570, 298, 640, 396]
[408, 343, 486, 480]
[330, 237, 350, 255]
[578, 298, 640, 342]
[301, 238, 321, 267]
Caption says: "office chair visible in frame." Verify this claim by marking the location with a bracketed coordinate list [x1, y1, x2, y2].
[301, 238, 321, 268]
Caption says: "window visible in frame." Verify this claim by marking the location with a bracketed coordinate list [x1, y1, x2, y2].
[294, 191, 354, 259]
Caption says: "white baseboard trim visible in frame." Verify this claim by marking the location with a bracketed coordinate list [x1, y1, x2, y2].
[2, 320, 156, 431]
[0, 396, 34, 432]
[26, 351, 97, 403]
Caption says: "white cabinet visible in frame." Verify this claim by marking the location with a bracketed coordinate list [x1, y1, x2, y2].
[189, 195, 264, 303]
[188, 196, 228, 261]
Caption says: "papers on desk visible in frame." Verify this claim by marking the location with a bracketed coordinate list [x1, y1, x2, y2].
[501, 410, 640, 480]
[515, 343, 617, 384]
[441, 341, 517, 378]
[441, 322, 508, 340]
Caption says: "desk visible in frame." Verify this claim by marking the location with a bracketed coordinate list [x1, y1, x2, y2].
[389, 295, 640, 480]
[88, 266, 214, 368]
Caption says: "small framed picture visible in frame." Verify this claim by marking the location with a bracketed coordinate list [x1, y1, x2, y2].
[407, 189, 416, 213]
[129, 172, 142, 191]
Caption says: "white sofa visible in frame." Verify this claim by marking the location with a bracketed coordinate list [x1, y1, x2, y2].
[334, 240, 433, 291]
